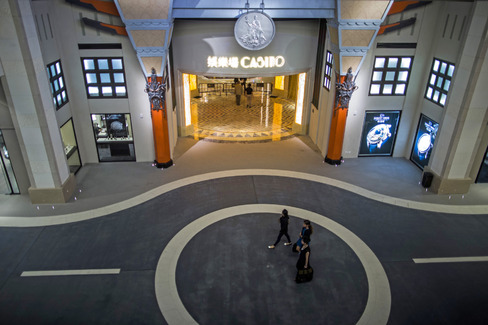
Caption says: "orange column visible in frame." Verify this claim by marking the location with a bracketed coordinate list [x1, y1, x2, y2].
[325, 75, 347, 165]
[149, 76, 173, 169]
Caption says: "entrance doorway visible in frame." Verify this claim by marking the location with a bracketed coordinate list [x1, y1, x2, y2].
[184, 74, 305, 142]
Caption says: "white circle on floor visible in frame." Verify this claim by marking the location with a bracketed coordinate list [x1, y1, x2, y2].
[155, 204, 390, 325]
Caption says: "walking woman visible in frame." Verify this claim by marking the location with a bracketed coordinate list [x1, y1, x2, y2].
[295, 237, 313, 283]
[295, 219, 313, 251]
[268, 209, 292, 249]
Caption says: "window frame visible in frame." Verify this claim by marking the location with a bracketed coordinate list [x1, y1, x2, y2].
[46, 59, 69, 110]
[81, 57, 128, 99]
[369, 56, 414, 96]
[323, 51, 333, 91]
[424, 57, 455, 107]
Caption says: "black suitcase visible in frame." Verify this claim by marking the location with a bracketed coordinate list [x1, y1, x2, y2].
[295, 267, 313, 283]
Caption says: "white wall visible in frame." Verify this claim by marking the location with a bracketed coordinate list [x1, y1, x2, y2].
[312, 27, 339, 157]
[325, 1, 472, 161]
[31, 0, 155, 164]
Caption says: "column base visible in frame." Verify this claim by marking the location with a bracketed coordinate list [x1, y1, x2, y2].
[423, 167, 472, 194]
[324, 156, 343, 165]
[28, 173, 77, 204]
[155, 159, 173, 169]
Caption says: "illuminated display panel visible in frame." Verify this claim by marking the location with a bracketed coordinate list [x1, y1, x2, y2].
[410, 114, 439, 169]
[359, 111, 401, 156]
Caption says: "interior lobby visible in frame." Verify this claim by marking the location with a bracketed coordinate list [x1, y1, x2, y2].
[1, 0, 488, 324]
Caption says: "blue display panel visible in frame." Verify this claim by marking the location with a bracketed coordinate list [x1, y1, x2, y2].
[410, 114, 439, 169]
[359, 111, 401, 156]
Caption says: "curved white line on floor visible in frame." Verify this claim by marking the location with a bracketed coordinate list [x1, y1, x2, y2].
[155, 204, 391, 325]
[0, 169, 487, 227]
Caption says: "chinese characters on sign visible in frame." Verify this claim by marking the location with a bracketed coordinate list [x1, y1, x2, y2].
[207, 56, 285, 69]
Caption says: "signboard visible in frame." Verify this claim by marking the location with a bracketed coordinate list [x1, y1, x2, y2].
[410, 114, 439, 169]
[207, 56, 285, 69]
[359, 111, 401, 156]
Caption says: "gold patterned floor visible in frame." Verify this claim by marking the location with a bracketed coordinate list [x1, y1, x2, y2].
[190, 93, 296, 142]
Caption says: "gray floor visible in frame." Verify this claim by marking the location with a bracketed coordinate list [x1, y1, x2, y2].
[0, 136, 488, 324]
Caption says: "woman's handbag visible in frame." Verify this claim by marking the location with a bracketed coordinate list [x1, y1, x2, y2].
[292, 242, 298, 253]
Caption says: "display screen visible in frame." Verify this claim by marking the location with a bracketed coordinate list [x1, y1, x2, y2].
[359, 111, 400, 156]
[410, 114, 439, 169]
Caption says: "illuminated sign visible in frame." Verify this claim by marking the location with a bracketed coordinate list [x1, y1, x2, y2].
[359, 111, 400, 156]
[207, 56, 285, 69]
[410, 114, 438, 169]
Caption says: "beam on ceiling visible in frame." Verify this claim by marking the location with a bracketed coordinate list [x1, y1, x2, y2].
[173, 0, 335, 9]
[172, 8, 335, 19]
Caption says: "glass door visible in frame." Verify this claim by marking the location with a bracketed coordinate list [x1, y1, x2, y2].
[476, 145, 488, 183]
[0, 130, 19, 194]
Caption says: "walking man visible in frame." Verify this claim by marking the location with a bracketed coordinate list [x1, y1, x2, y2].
[268, 209, 292, 249]
[235, 80, 242, 105]
[245, 83, 253, 107]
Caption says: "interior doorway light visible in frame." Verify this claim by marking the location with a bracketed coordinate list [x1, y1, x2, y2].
[275, 76, 284, 90]
[189, 74, 197, 91]
[183, 73, 192, 126]
[295, 73, 306, 125]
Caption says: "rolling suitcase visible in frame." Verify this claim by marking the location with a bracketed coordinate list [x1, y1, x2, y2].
[295, 267, 314, 283]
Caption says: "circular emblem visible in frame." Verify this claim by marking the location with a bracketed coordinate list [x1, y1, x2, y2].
[234, 11, 275, 51]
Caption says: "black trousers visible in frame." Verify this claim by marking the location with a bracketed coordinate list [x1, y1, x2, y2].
[273, 230, 291, 246]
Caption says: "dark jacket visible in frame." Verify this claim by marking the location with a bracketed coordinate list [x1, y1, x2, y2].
[279, 215, 289, 232]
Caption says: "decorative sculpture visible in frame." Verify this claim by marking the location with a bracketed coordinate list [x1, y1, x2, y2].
[234, 11, 275, 51]
[144, 68, 166, 111]
[335, 67, 358, 109]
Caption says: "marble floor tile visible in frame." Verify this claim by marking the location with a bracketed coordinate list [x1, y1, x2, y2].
[190, 92, 296, 142]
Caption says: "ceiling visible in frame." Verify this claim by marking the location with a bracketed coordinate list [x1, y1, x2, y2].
[109, 0, 393, 77]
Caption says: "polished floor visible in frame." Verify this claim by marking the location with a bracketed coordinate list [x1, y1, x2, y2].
[190, 92, 296, 142]
[0, 137, 488, 324]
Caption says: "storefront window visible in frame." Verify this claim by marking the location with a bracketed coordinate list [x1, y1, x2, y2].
[0, 130, 19, 194]
[60, 119, 82, 174]
[476, 146, 488, 183]
[91, 114, 135, 162]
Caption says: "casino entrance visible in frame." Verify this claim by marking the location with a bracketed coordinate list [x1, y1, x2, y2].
[181, 73, 306, 143]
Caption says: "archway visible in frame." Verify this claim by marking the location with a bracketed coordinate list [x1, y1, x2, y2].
[182, 73, 306, 142]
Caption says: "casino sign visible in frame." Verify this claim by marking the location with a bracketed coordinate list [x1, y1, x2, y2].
[207, 55, 285, 69]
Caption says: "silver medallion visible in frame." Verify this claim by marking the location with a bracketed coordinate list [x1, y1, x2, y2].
[234, 11, 275, 51]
